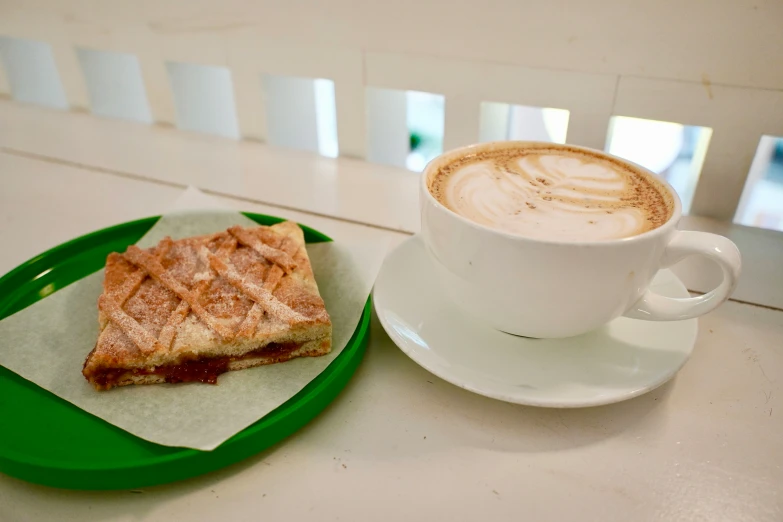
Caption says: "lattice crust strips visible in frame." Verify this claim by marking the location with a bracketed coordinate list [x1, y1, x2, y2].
[87, 221, 331, 369]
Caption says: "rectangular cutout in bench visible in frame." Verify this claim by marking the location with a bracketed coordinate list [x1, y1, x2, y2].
[480, 102, 569, 145]
[0, 37, 68, 109]
[77, 48, 152, 123]
[262, 74, 338, 158]
[166, 61, 240, 139]
[735, 135, 783, 232]
[366, 87, 445, 172]
[607, 116, 712, 214]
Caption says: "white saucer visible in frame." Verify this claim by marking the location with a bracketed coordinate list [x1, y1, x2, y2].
[374, 235, 698, 408]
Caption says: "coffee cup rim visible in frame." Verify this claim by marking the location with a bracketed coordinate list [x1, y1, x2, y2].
[421, 141, 683, 246]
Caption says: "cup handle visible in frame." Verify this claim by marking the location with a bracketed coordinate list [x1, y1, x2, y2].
[624, 230, 742, 321]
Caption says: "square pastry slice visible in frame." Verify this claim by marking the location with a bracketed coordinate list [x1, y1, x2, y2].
[83, 221, 332, 390]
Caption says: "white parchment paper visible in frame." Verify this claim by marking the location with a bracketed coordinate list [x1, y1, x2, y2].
[0, 190, 388, 450]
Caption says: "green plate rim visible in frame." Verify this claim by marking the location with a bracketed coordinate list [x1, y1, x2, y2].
[0, 212, 370, 488]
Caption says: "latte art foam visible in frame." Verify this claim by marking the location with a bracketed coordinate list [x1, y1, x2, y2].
[428, 145, 673, 241]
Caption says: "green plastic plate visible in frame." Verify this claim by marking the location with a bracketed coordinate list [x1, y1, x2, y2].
[0, 213, 370, 490]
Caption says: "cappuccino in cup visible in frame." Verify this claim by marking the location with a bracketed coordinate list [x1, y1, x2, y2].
[420, 141, 741, 338]
[427, 144, 674, 242]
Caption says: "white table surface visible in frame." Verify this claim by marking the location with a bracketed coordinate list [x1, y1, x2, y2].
[1, 107, 782, 522]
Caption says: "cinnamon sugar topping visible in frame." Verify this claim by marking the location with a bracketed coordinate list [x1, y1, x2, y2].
[204, 247, 306, 325]
[228, 226, 297, 274]
[98, 294, 166, 354]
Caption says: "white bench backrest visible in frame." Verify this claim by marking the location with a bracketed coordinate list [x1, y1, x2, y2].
[1, 0, 781, 226]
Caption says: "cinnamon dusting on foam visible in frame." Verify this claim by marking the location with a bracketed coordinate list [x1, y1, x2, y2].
[428, 144, 674, 241]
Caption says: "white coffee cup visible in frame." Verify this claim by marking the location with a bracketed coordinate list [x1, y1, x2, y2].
[420, 141, 742, 338]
